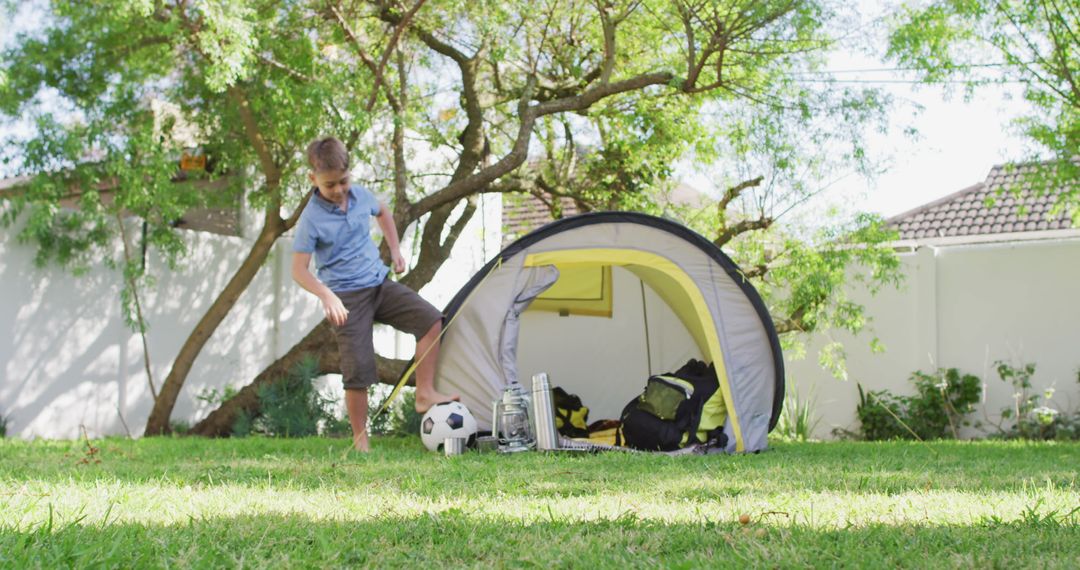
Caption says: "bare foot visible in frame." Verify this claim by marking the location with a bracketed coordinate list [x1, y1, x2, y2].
[415, 389, 461, 414]
[352, 431, 370, 453]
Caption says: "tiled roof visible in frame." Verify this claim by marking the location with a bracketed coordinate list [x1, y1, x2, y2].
[500, 183, 707, 246]
[888, 163, 1076, 241]
[501, 193, 581, 246]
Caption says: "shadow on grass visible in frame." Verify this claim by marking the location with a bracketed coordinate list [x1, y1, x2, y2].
[2, 512, 1079, 568]
[2, 437, 1078, 499]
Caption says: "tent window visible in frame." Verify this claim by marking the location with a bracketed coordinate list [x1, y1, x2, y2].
[527, 264, 613, 317]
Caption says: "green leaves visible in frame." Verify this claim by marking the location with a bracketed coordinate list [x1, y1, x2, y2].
[887, 0, 1080, 225]
[194, 1, 259, 93]
[856, 368, 983, 441]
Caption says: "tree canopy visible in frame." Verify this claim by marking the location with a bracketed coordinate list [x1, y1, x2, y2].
[888, 0, 1079, 224]
[1, 0, 902, 434]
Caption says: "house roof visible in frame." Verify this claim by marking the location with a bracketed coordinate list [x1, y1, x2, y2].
[501, 194, 581, 246]
[887, 163, 1077, 242]
[501, 183, 707, 246]
[0, 174, 242, 237]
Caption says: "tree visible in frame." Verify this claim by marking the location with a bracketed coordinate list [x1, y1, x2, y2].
[887, 0, 1079, 224]
[2, 0, 901, 436]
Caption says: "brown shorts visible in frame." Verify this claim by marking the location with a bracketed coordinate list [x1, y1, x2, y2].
[332, 278, 443, 391]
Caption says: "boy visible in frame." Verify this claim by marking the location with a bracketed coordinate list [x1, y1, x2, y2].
[291, 136, 458, 452]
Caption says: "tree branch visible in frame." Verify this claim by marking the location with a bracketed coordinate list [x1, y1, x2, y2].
[400, 197, 478, 291]
[365, 0, 427, 110]
[227, 87, 279, 187]
[257, 53, 313, 82]
[376, 3, 488, 207]
[330, 3, 402, 111]
[407, 70, 672, 218]
[717, 175, 763, 213]
[714, 216, 774, 248]
[593, 0, 617, 84]
[226, 85, 284, 226]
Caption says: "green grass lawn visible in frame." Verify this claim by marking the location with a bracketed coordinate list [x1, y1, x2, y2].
[1, 436, 1078, 568]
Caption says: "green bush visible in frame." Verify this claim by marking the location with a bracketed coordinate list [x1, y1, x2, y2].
[169, 420, 191, 435]
[233, 355, 340, 438]
[369, 388, 423, 437]
[774, 386, 820, 441]
[856, 367, 982, 441]
[856, 385, 909, 441]
[994, 361, 1080, 441]
[0, 413, 8, 437]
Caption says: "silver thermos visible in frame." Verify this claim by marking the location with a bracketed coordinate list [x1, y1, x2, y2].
[531, 372, 559, 451]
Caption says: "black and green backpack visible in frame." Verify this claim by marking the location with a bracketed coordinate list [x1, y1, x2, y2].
[553, 386, 590, 438]
[618, 359, 725, 451]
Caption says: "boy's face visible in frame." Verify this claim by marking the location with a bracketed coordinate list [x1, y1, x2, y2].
[309, 169, 350, 205]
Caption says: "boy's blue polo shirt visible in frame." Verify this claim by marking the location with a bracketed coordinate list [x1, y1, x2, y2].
[293, 185, 389, 292]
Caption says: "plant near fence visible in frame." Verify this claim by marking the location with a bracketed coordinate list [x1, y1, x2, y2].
[369, 389, 423, 437]
[994, 361, 1080, 441]
[774, 386, 820, 441]
[856, 367, 982, 441]
[233, 356, 344, 438]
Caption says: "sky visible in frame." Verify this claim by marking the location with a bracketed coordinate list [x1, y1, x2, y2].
[1, 3, 1038, 221]
[829, 68, 1032, 219]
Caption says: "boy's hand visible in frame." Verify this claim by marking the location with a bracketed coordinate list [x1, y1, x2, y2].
[391, 251, 406, 274]
[320, 292, 349, 327]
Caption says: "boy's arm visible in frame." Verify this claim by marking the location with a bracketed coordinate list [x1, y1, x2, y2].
[375, 202, 406, 273]
[291, 252, 349, 326]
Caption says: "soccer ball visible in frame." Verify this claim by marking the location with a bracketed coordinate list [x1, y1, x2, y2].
[419, 401, 478, 452]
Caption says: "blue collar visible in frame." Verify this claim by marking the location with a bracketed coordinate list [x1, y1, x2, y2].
[311, 187, 351, 213]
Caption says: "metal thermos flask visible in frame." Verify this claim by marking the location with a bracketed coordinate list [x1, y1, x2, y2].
[531, 372, 559, 451]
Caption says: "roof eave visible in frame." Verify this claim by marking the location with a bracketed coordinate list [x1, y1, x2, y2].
[890, 227, 1080, 249]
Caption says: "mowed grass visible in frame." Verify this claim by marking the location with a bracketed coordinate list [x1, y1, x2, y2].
[1, 436, 1078, 568]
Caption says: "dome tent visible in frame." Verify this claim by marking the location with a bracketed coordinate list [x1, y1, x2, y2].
[421, 212, 783, 453]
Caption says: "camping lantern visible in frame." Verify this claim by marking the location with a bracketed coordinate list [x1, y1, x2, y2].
[492, 381, 534, 452]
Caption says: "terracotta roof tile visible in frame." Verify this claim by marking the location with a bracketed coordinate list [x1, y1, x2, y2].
[888, 163, 1076, 240]
[501, 193, 581, 246]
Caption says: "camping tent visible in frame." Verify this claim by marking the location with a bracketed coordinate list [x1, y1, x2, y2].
[432, 212, 784, 453]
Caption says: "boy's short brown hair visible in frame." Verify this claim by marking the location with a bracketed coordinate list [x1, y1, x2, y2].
[306, 136, 350, 172]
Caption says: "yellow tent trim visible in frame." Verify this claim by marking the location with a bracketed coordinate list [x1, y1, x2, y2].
[523, 249, 745, 452]
[529, 264, 613, 317]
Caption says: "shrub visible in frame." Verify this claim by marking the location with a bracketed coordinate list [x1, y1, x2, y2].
[234, 355, 339, 438]
[856, 385, 909, 440]
[856, 367, 981, 441]
[0, 413, 7, 437]
[994, 360, 1080, 441]
[369, 388, 423, 437]
[774, 386, 820, 441]
[195, 386, 239, 409]
[169, 420, 191, 435]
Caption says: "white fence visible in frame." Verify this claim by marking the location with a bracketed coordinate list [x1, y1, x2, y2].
[786, 235, 1080, 439]
[0, 197, 501, 439]
[5, 201, 1077, 441]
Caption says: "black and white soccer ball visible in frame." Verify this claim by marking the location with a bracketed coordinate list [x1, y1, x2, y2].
[419, 401, 478, 452]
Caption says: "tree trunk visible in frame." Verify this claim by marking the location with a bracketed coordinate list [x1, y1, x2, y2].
[187, 320, 409, 437]
[143, 217, 284, 435]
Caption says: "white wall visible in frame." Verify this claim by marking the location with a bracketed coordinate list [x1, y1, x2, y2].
[0, 194, 502, 439]
[786, 236, 1080, 439]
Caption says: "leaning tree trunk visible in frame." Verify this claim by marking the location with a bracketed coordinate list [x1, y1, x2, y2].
[143, 215, 285, 435]
[187, 320, 409, 437]
[143, 83, 303, 435]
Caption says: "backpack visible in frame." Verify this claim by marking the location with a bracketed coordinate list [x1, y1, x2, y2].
[553, 386, 590, 438]
[617, 359, 726, 451]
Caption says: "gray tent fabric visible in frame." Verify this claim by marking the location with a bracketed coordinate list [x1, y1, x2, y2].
[498, 265, 560, 387]
[431, 212, 783, 453]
